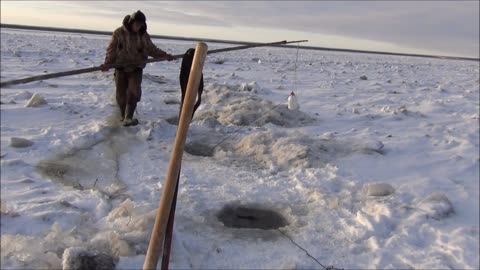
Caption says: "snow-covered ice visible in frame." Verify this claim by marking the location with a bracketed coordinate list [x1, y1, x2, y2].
[1, 29, 479, 269]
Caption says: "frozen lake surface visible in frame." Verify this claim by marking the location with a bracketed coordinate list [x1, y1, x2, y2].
[1, 29, 479, 269]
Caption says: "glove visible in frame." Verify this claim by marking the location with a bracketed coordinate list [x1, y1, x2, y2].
[101, 63, 110, 72]
[165, 54, 176, 61]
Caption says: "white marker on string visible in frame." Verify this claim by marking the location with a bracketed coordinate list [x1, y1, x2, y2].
[288, 43, 300, 111]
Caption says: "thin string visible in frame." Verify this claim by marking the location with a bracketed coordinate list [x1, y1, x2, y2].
[277, 229, 342, 270]
[293, 42, 300, 92]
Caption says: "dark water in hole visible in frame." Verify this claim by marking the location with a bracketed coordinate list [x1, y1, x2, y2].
[164, 99, 180, 105]
[166, 116, 179, 125]
[217, 205, 288, 230]
[185, 141, 214, 157]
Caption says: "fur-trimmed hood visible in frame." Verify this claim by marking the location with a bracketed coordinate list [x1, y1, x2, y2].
[122, 10, 147, 35]
[104, 10, 169, 72]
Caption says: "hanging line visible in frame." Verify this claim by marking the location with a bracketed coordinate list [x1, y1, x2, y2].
[292, 41, 300, 93]
[199, 42, 304, 152]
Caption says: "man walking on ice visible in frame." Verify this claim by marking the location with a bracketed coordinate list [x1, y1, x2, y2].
[102, 10, 175, 126]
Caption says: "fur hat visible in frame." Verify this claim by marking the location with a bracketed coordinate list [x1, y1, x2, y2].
[123, 10, 147, 34]
[130, 10, 146, 24]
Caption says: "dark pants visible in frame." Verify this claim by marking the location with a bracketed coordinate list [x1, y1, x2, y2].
[114, 69, 143, 118]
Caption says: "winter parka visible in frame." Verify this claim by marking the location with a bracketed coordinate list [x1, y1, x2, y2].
[104, 12, 169, 72]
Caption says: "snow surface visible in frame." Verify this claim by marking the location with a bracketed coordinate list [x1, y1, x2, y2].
[1, 29, 479, 269]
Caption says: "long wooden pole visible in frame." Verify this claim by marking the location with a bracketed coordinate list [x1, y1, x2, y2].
[0, 40, 307, 88]
[161, 174, 179, 270]
[143, 42, 208, 270]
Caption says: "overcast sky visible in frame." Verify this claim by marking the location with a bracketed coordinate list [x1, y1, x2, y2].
[1, 1, 479, 58]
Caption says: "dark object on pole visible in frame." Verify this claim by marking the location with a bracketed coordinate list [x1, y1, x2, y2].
[143, 42, 208, 270]
[0, 40, 307, 88]
[161, 47, 206, 270]
[180, 48, 204, 118]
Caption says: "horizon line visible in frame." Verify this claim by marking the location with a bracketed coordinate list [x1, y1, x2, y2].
[1, 23, 478, 62]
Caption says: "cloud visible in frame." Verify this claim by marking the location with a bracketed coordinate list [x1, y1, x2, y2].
[141, 1, 479, 57]
[2, 1, 478, 57]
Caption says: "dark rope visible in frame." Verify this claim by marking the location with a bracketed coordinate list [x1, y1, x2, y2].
[189, 57, 342, 269]
[277, 229, 342, 270]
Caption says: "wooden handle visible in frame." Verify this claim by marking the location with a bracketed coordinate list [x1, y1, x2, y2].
[143, 42, 208, 270]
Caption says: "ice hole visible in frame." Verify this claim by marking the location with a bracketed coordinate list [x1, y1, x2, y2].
[164, 99, 180, 105]
[185, 141, 214, 157]
[166, 116, 179, 125]
[217, 205, 288, 230]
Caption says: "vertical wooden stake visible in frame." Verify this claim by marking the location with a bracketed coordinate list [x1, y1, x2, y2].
[143, 42, 208, 270]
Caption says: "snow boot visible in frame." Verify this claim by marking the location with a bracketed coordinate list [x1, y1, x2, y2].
[122, 104, 139, 127]
[122, 118, 139, 126]
[119, 104, 126, 121]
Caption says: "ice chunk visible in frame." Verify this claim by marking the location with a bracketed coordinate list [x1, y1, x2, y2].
[195, 83, 315, 127]
[197, 117, 221, 128]
[14, 90, 33, 100]
[353, 139, 384, 154]
[1, 233, 63, 269]
[62, 247, 117, 270]
[365, 183, 395, 196]
[363, 139, 384, 152]
[240, 81, 258, 92]
[107, 199, 134, 221]
[25, 93, 47, 107]
[419, 193, 454, 219]
[10, 137, 34, 148]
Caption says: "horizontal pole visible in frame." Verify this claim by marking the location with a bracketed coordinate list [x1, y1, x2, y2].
[273, 44, 480, 62]
[0, 55, 181, 88]
[207, 40, 308, 55]
[1, 23, 299, 48]
[0, 40, 307, 88]
[2, 23, 478, 61]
